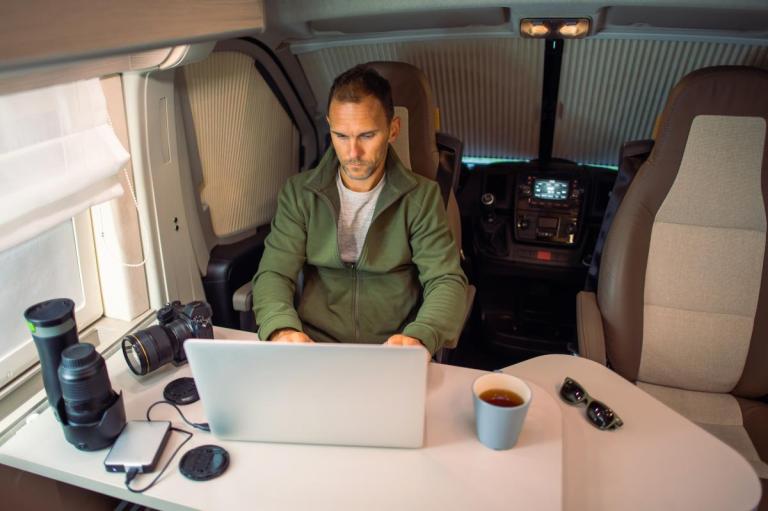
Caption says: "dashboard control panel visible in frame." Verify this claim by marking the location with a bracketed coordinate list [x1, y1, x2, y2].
[515, 175, 584, 246]
[474, 161, 614, 269]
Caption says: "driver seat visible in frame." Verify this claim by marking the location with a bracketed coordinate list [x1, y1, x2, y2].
[365, 60, 475, 360]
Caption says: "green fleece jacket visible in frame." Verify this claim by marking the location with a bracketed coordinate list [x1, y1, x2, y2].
[251, 146, 468, 354]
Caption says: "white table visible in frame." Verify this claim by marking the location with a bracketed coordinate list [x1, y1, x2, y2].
[0, 328, 563, 511]
[0, 329, 761, 511]
[505, 354, 762, 511]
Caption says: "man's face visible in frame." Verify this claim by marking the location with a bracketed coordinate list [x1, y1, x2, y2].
[327, 94, 399, 189]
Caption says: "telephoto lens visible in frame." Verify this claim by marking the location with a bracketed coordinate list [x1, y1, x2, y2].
[58, 343, 118, 425]
[24, 298, 79, 412]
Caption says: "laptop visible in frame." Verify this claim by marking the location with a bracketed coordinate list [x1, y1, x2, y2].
[184, 339, 428, 448]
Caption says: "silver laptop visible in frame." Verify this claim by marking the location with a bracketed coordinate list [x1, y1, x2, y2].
[184, 339, 428, 448]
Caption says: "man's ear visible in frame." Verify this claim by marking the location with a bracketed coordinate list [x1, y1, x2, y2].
[388, 116, 401, 143]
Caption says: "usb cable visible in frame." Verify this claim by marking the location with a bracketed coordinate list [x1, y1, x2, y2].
[124, 427, 192, 493]
[124, 400, 208, 493]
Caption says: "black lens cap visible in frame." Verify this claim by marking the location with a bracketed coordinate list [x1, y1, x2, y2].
[60, 343, 99, 368]
[163, 377, 199, 405]
[179, 445, 229, 481]
[24, 298, 75, 327]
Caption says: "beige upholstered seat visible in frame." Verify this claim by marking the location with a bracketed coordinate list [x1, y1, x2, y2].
[577, 66, 768, 509]
[365, 61, 462, 253]
[366, 61, 475, 354]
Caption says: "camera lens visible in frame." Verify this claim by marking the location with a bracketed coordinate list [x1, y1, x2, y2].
[120, 301, 214, 376]
[165, 318, 194, 347]
[121, 326, 175, 376]
[58, 343, 117, 425]
[24, 298, 79, 412]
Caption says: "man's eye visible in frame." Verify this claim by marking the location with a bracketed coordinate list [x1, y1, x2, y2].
[335, 134, 348, 140]
[361, 133, 374, 139]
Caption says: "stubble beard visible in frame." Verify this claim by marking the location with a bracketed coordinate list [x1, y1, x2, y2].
[340, 158, 380, 181]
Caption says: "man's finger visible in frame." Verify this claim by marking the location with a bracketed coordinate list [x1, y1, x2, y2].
[273, 331, 314, 343]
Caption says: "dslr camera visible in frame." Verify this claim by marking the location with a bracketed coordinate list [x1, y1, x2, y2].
[121, 300, 213, 376]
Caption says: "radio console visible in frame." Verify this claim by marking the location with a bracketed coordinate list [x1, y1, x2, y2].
[515, 175, 584, 246]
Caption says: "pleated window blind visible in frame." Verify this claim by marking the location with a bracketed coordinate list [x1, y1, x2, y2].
[0, 79, 129, 252]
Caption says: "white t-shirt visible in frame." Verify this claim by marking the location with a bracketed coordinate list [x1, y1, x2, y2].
[336, 171, 386, 263]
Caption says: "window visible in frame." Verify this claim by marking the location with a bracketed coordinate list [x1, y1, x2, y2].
[0, 75, 149, 400]
[0, 211, 102, 388]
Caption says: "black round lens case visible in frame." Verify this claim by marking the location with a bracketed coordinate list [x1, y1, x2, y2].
[163, 377, 199, 405]
[179, 445, 229, 481]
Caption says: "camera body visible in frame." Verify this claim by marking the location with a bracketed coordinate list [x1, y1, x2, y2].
[157, 300, 214, 366]
[122, 300, 213, 376]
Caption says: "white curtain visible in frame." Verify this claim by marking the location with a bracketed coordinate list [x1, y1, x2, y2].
[0, 79, 129, 252]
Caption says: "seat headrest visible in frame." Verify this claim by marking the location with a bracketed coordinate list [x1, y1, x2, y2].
[365, 61, 440, 180]
[652, 66, 768, 174]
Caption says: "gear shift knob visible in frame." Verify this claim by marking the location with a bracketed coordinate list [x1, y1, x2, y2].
[480, 192, 496, 223]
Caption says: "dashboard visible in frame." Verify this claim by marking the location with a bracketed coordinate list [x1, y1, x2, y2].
[473, 160, 616, 269]
[460, 159, 618, 359]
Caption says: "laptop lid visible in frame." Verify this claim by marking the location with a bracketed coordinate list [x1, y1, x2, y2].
[184, 339, 428, 448]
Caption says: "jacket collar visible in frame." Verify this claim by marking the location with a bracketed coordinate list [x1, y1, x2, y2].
[304, 146, 419, 217]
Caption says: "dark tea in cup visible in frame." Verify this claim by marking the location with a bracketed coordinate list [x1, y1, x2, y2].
[479, 388, 524, 407]
[472, 373, 532, 449]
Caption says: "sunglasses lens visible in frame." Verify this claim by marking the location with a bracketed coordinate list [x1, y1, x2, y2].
[587, 400, 622, 430]
[560, 378, 587, 404]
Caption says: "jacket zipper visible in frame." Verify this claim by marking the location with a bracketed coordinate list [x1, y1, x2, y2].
[352, 212, 378, 342]
[353, 267, 359, 341]
[349, 192, 401, 342]
[315, 179, 403, 343]
[316, 192, 358, 340]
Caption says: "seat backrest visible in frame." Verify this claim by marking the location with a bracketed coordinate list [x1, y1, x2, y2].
[597, 66, 768, 399]
[585, 138, 654, 292]
[364, 62, 472, 355]
[364, 61, 462, 250]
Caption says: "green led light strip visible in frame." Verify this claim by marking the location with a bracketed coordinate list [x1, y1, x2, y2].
[462, 157, 530, 166]
[462, 156, 619, 171]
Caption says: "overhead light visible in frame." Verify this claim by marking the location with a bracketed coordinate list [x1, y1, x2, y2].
[520, 18, 591, 39]
[558, 19, 590, 38]
[520, 19, 551, 38]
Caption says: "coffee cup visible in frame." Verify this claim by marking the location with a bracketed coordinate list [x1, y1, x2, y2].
[472, 373, 532, 450]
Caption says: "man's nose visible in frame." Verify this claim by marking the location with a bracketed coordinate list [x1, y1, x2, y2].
[349, 139, 362, 160]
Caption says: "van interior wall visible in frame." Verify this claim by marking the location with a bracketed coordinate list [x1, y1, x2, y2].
[119, 44, 307, 327]
[93, 75, 150, 321]
[122, 69, 208, 309]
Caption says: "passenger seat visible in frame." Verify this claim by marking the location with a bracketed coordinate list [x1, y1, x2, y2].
[576, 66, 768, 509]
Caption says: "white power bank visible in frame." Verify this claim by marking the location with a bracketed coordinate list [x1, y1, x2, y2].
[104, 420, 171, 473]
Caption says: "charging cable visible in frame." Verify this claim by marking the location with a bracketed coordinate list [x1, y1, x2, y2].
[125, 427, 192, 493]
[123, 400, 209, 493]
[145, 400, 210, 432]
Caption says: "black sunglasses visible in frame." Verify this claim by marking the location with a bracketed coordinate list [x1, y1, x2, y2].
[559, 377, 624, 430]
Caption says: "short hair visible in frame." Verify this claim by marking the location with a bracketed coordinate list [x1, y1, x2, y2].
[327, 64, 394, 122]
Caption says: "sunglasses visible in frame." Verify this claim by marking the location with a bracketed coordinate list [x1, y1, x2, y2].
[559, 377, 624, 430]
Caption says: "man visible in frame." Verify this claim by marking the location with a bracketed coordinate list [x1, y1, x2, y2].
[251, 64, 467, 355]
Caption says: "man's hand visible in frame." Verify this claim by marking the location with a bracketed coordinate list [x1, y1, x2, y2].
[269, 328, 314, 343]
[384, 334, 424, 347]
[385, 334, 430, 362]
